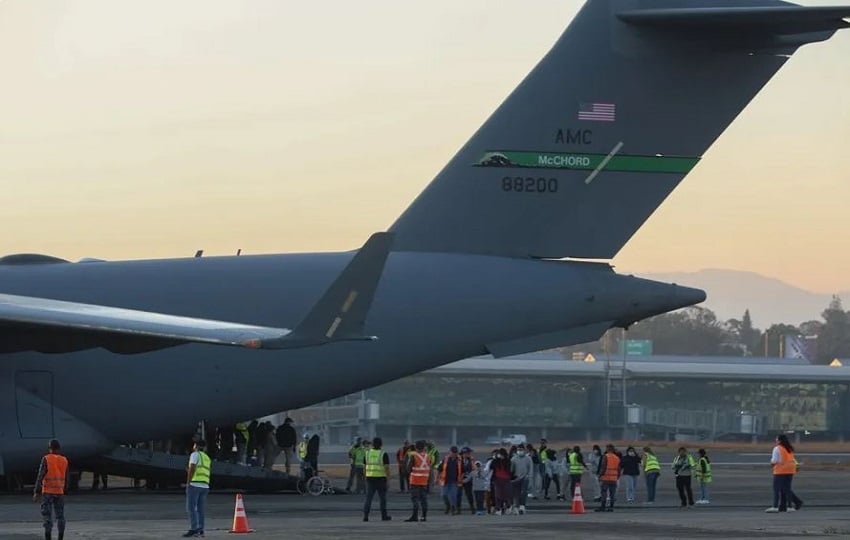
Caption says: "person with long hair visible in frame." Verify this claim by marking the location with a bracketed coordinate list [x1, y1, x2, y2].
[642, 446, 661, 505]
[490, 448, 513, 515]
[695, 449, 712, 504]
[766, 434, 799, 513]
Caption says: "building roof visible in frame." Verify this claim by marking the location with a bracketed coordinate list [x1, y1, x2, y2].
[427, 354, 850, 384]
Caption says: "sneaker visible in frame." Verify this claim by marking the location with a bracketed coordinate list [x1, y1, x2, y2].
[643, 501, 654, 505]
[519, 505, 526, 515]
[404, 516, 418, 522]
[420, 516, 427, 522]
[765, 507, 779, 513]
[181, 532, 197, 538]
[794, 501, 803, 511]
[593, 496, 602, 502]
[593, 507, 606, 512]
[787, 507, 796, 512]
[606, 507, 614, 512]
[363, 516, 369, 522]
[495, 510, 502, 516]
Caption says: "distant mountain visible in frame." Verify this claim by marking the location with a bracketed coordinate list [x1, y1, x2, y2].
[642, 269, 850, 328]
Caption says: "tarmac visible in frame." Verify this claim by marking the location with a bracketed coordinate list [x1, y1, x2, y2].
[2, 468, 850, 539]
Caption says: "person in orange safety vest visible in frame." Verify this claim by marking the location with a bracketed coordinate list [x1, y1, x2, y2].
[594, 444, 621, 512]
[33, 439, 69, 540]
[404, 440, 432, 522]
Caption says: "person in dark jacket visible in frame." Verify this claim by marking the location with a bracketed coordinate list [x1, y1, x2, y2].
[620, 446, 641, 503]
[275, 418, 297, 474]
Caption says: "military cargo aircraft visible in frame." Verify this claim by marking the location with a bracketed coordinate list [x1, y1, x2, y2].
[2, 0, 849, 474]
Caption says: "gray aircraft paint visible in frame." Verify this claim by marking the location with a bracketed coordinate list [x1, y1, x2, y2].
[2, 0, 849, 474]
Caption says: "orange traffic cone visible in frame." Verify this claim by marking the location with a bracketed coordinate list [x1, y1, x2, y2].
[570, 484, 586, 514]
[229, 493, 255, 534]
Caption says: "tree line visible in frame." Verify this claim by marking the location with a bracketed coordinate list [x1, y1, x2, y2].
[573, 296, 850, 365]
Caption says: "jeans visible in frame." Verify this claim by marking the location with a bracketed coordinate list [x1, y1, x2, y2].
[676, 475, 694, 507]
[458, 482, 474, 511]
[474, 490, 485, 512]
[624, 474, 638, 501]
[699, 480, 710, 501]
[363, 477, 389, 518]
[513, 477, 529, 507]
[600, 481, 617, 509]
[442, 483, 459, 511]
[569, 474, 582, 498]
[40, 494, 66, 536]
[772, 474, 793, 510]
[186, 485, 209, 533]
[410, 485, 428, 517]
[547, 474, 561, 497]
[645, 472, 660, 502]
[398, 467, 408, 492]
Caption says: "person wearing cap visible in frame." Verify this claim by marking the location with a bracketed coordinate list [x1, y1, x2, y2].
[275, 417, 297, 475]
[33, 439, 69, 540]
[439, 446, 463, 515]
[183, 439, 211, 537]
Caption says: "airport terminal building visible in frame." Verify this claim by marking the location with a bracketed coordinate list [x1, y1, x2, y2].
[294, 353, 850, 446]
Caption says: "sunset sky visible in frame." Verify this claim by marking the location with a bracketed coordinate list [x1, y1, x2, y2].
[1, 0, 848, 293]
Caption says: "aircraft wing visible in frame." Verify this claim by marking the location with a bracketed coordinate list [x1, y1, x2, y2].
[0, 232, 394, 354]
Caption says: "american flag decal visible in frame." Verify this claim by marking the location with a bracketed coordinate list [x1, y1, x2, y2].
[578, 102, 616, 122]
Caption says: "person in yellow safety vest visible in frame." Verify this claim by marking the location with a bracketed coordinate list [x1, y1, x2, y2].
[234, 422, 249, 465]
[695, 448, 712, 504]
[567, 445, 587, 500]
[362, 437, 392, 522]
[642, 446, 661, 504]
[672, 447, 696, 508]
[426, 442, 440, 493]
[345, 437, 363, 493]
[298, 434, 309, 460]
[34, 438, 68, 540]
[594, 444, 621, 512]
[404, 440, 432, 522]
[766, 433, 802, 512]
[183, 439, 211, 538]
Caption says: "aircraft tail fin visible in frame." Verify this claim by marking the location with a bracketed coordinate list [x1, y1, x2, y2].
[389, 0, 850, 259]
[269, 232, 394, 348]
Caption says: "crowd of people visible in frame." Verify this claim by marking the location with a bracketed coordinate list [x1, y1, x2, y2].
[349, 436, 806, 520]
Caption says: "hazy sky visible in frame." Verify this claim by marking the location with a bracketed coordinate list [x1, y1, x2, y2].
[1, 0, 848, 293]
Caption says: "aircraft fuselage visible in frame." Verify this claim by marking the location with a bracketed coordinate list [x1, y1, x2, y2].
[0, 251, 701, 473]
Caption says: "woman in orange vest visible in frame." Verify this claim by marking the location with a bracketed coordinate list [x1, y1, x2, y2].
[33, 439, 68, 540]
[766, 434, 798, 513]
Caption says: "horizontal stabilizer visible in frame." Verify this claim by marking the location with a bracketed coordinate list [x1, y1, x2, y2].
[486, 321, 615, 358]
[618, 6, 850, 34]
[0, 232, 394, 354]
